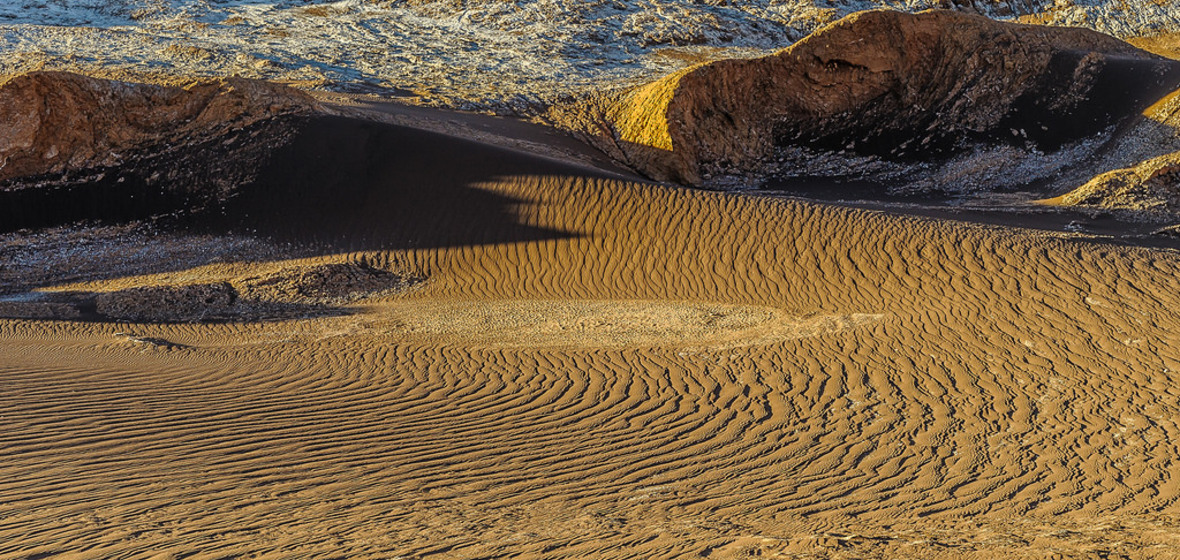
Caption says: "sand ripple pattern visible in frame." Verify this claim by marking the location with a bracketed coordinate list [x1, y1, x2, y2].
[4, 176, 1180, 557]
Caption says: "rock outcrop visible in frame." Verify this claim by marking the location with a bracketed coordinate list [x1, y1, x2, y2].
[1034, 76, 1180, 215]
[578, 9, 1180, 184]
[0, 72, 318, 231]
[1042, 151, 1180, 214]
[19, 262, 421, 323]
[0, 71, 314, 183]
[95, 282, 238, 323]
[79, 262, 419, 323]
[238, 263, 417, 304]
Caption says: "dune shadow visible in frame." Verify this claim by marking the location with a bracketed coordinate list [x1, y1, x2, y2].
[0, 114, 605, 253]
[0, 289, 358, 324]
[0, 113, 614, 320]
[186, 115, 588, 251]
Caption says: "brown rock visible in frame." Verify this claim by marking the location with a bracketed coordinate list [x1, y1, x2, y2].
[580, 9, 1179, 184]
[237, 263, 417, 304]
[95, 282, 238, 323]
[0, 71, 315, 182]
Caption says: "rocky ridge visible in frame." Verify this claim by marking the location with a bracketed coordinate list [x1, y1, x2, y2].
[565, 10, 1180, 190]
[5, 10, 1180, 228]
[0, 72, 318, 231]
[1035, 85, 1180, 215]
[3, 1, 1179, 115]
[0, 261, 418, 323]
[1043, 152, 1180, 215]
[90, 262, 419, 322]
[0, 72, 314, 183]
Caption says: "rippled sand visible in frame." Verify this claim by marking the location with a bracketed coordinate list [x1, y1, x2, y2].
[5, 122, 1180, 557]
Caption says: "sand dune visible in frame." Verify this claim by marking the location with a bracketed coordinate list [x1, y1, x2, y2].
[4, 109, 1180, 558]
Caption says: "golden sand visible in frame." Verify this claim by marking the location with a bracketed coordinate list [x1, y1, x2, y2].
[4, 157, 1180, 557]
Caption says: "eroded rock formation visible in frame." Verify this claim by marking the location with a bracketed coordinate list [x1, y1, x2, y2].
[95, 282, 238, 323]
[0, 71, 314, 182]
[0, 72, 318, 231]
[81, 263, 418, 323]
[577, 9, 1180, 185]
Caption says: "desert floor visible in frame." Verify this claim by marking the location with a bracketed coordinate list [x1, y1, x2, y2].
[4, 109, 1180, 559]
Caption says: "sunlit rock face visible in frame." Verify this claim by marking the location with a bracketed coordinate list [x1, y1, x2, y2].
[1043, 152, 1180, 214]
[578, 10, 1180, 185]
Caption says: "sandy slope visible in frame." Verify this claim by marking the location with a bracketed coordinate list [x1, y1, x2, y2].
[4, 114, 1180, 558]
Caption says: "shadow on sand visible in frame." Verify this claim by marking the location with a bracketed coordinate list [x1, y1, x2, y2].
[189, 115, 590, 251]
[0, 115, 607, 252]
[0, 114, 617, 321]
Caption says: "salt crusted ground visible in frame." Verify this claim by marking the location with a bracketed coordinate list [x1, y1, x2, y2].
[4, 0, 1180, 113]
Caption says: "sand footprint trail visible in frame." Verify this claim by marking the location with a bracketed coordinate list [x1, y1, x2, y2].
[5, 128, 1180, 558]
